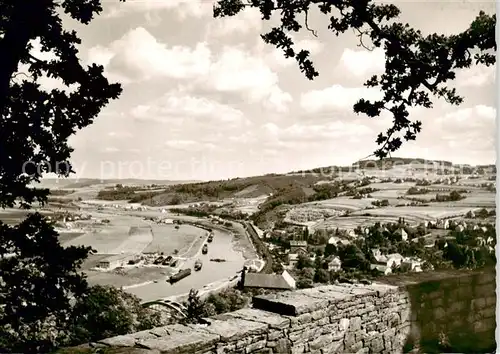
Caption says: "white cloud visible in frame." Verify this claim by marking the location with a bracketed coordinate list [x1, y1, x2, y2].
[455, 65, 495, 87]
[130, 91, 250, 128]
[435, 105, 495, 139]
[207, 46, 292, 112]
[164, 140, 197, 150]
[256, 36, 325, 70]
[207, 8, 262, 37]
[337, 48, 385, 77]
[108, 131, 133, 138]
[90, 28, 290, 112]
[300, 85, 383, 113]
[88, 27, 211, 82]
[296, 38, 325, 56]
[262, 121, 374, 144]
[106, 0, 211, 19]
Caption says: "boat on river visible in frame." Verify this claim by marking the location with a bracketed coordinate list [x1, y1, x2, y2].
[168, 268, 191, 284]
[194, 259, 202, 271]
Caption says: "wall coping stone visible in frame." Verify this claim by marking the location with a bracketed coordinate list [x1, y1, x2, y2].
[84, 267, 495, 354]
[252, 268, 494, 316]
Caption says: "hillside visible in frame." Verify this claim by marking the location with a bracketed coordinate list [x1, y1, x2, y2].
[92, 157, 495, 205]
[97, 174, 325, 205]
[36, 178, 199, 189]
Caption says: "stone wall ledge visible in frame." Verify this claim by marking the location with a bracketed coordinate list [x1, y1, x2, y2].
[69, 267, 495, 354]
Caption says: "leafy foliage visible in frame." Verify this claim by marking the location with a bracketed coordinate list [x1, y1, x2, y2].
[214, 0, 496, 158]
[0, 0, 122, 351]
[0, 214, 90, 352]
[67, 285, 162, 346]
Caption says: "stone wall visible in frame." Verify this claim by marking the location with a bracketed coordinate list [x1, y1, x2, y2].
[87, 267, 495, 354]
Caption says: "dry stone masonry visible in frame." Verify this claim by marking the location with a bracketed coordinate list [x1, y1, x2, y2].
[85, 268, 495, 354]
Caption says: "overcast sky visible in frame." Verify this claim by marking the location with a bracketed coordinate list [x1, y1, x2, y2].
[39, 1, 496, 180]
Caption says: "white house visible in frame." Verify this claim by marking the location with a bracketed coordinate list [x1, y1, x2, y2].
[327, 257, 342, 272]
[401, 257, 423, 272]
[370, 264, 392, 275]
[386, 253, 404, 267]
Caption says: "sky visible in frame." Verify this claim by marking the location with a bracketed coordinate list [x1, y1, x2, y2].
[35, 0, 496, 181]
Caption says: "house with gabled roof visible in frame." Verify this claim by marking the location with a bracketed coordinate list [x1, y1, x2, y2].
[243, 269, 296, 290]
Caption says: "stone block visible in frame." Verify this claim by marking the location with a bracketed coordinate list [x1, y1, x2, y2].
[291, 343, 307, 354]
[98, 335, 137, 347]
[485, 296, 496, 307]
[253, 292, 329, 316]
[268, 330, 284, 341]
[136, 330, 220, 354]
[475, 270, 496, 285]
[369, 336, 385, 353]
[320, 340, 343, 353]
[202, 317, 268, 342]
[309, 333, 336, 351]
[471, 298, 487, 310]
[216, 343, 236, 354]
[289, 327, 317, 343]
[448, 300, 466, 313]
[474, 283, 496, 298]
[274, 338, 292, 353]
[245, 339, 267, 353]
[220, 308, 291, 330]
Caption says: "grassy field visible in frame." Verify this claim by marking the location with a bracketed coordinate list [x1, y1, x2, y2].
[111, 226, 153, 254]
[63, 226, 132, 253]
[142, 224, 206, 255]
[350, 206, 473, 219]
[85, 267, 172, 288]
[314, 215, 415, 230]
[303, 197, 378, 210]
[58, 232, 85, 243]
[0, 209, 54, 225]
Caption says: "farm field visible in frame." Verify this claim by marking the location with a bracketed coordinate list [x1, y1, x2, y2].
[142, 224, 206, 255]
[0, 209, 53, 225]
[86, 267, 172, 288]
[58, 231, 85, 243]
[112, 226, 153, 255]
[457, 179, 494, 186]
[350, 206, 474, 220]
[369, 182, 416, 190]
[303, 197, 378, 210]
[370, 189, 405, 199]
[64, 226, 132, 254]
[313, 215, 409, 231]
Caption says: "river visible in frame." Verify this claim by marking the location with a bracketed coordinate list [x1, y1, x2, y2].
[76, 202, 251, 302]
[125, 228, 246, 302]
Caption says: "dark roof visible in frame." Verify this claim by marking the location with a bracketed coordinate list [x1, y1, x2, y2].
[243, 273, 293, 290]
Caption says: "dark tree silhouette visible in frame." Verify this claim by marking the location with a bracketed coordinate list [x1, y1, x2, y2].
[214, 0, 496, 158]
[0, 1, 122, 352]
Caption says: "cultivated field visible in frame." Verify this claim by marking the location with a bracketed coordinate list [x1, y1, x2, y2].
[85, 267, 172, 288]
[0, 209, 53, 225]
[64, 226, 132, 253]
[350, 206, 474, 220]
[303, 197, 378, 210]
[142, 224, 206, 255]
[112, 226, 153, 254]
[313, 215, 415, 231]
